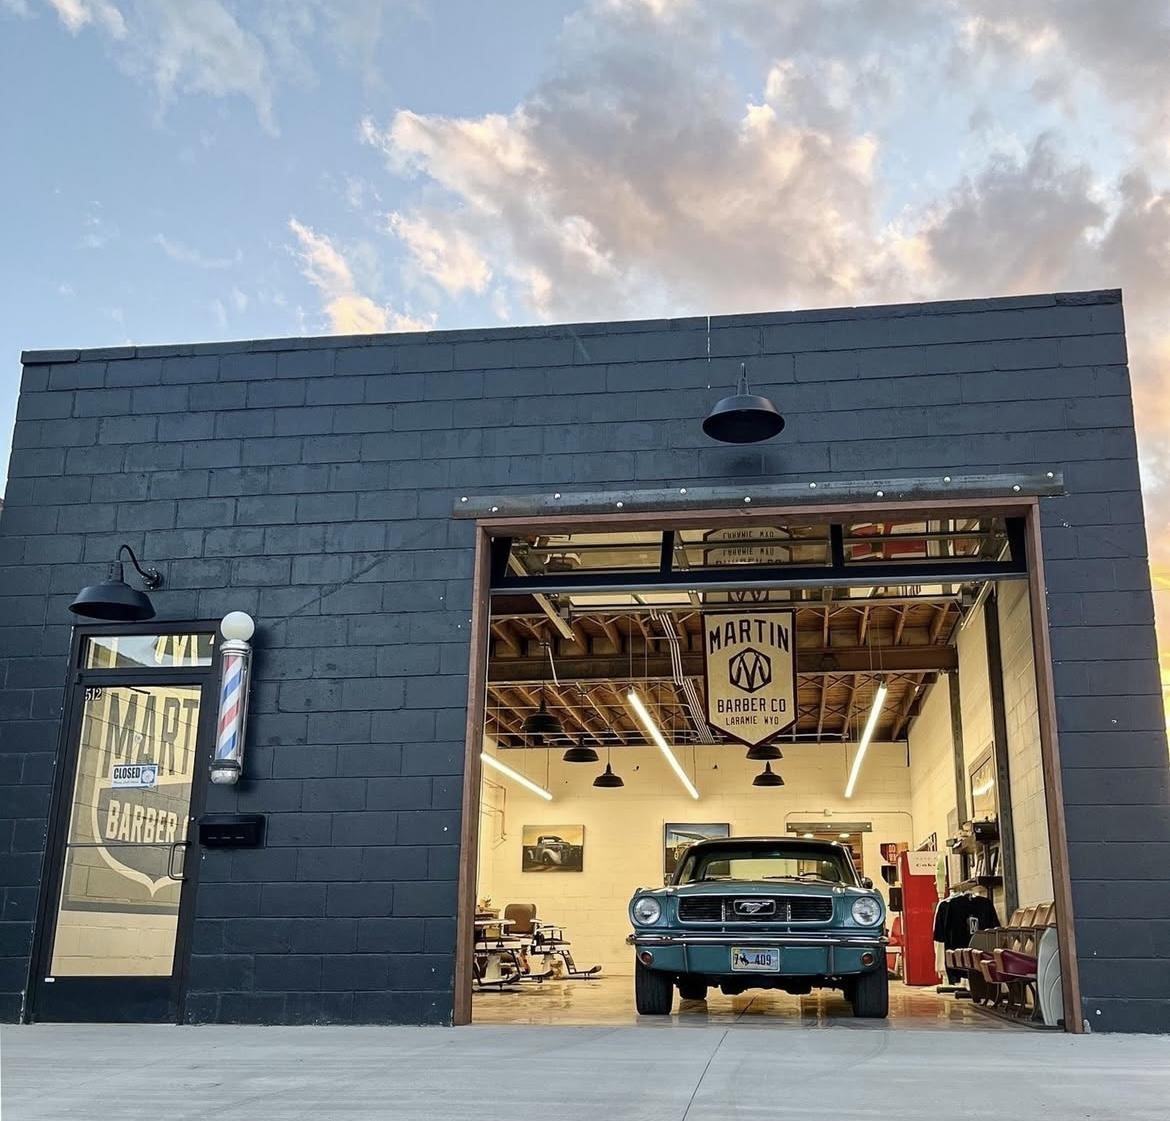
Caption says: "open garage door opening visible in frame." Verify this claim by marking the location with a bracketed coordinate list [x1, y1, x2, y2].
[462, 506, 1069, 1030]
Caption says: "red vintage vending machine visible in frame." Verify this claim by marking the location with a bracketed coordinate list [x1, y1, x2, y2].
[897, 849, 940, 986]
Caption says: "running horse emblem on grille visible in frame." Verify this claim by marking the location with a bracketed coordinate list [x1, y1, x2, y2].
[733, 898, 777, 916]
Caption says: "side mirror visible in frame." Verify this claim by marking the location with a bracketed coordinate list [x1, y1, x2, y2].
[861, 876, 874, 889]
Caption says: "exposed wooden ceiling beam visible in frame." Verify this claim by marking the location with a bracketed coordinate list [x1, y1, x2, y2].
[893, 606, 908, 646]
[930, 604, 950, 643]
[488, 645, 957, 682]
[816, 674, 831, 739]
[490, 621, 521, 656]
[893, 675, 923, 740]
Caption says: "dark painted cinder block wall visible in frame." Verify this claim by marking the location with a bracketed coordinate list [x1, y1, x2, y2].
[2, 290, 1168, 1031]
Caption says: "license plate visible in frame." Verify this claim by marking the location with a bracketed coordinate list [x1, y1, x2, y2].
[731, 947, 779, 972]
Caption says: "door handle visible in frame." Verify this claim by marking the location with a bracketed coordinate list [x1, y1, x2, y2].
[167, 841, 189, 881]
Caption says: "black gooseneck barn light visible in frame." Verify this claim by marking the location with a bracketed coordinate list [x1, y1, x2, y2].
[69, 544, 163, 621]
[752, 761, 785, 788]
[746, 742, 783, 761]
[702, 363, 785, 444]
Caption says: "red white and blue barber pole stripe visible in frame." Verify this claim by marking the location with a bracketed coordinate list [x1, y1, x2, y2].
[212, 640, 251, 782]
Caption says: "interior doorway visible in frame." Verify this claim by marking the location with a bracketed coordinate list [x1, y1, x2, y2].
[457, 503, 1075, 1031]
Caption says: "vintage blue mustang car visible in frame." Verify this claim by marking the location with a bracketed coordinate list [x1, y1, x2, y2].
[626, 836, 889, 1017]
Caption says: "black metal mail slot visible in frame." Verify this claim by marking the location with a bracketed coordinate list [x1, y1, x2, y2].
[198, 813, 266, 848]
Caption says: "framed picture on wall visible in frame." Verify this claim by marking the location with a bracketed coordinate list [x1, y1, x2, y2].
[521, 825, 585, 872]
[664, 823, 730, 876]
[970, 750, 997, 821]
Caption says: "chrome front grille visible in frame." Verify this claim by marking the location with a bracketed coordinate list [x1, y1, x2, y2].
[677, 895, 834, 923]
[677, 897, 723, 921]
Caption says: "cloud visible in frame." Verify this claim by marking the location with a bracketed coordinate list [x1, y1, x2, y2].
[919, 133, 1108, 298]
[153, 233, 240, 270]
[387, 211, 492, 297]
[47, 0, 124, 36]
[961, 1, 1170, 149]
[287, 217, 433, 335]
[33, 0, 405, 132]
[363, 2, 894, 322]
[131, 0, 277, 131]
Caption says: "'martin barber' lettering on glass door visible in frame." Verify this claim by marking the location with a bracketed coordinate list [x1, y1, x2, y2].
[49, 682, 201, 977]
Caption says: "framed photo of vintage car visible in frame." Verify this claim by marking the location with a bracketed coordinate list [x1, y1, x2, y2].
[521, 825, 585, 872]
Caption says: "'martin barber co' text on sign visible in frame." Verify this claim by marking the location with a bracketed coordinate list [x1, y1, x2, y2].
[703, 612, 797, 746]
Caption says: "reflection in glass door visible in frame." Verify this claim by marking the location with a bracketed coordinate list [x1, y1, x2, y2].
[50, 684, 201, 978]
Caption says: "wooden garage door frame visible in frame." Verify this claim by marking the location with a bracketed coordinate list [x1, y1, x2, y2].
[452, 496, 1081, 1032]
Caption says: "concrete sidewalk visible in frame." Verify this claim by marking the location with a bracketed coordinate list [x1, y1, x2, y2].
[3, 1022, 1169, 1120]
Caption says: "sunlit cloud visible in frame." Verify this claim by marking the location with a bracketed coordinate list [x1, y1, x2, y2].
[287, 217, 432, 335]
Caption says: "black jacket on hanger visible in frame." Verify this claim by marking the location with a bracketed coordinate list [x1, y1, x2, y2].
[933, 893, 1001, 982]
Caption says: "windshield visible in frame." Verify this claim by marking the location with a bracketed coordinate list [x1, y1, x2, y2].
[676, 845, 854, 885]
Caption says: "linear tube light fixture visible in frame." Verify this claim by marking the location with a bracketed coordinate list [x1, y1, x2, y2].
[481, 752, 553, 801]
[844, 681, 888, 799]
[627, 689, 699, 800]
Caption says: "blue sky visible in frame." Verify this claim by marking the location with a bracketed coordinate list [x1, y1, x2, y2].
[2, 1, 1169, 568]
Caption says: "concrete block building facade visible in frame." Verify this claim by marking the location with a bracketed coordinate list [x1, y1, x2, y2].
[1, 288, 1168, 1032]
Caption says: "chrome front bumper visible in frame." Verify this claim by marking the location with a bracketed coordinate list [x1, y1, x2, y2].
[626, 932, 887, 948]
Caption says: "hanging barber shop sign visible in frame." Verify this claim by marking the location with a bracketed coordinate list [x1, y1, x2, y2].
[703, 611, 797, 746]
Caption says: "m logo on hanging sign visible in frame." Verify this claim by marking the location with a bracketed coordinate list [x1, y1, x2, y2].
[703, 611, 796, 746]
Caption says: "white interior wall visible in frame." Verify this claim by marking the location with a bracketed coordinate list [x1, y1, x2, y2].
[907, 672, 955, 852]
[905, 585, 1053, 913]
[477, 739, 912, 977]
[957, 608, 993, 775]
[998, 581, 1054, 905]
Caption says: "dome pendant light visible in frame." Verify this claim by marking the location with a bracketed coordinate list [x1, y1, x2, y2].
[752, 761, 785, 788]
[593, 762, 625, 789]
[746, 742, 783, 761]
[563, 736, 600, 764]
[593, 741, 625, 788]
[524, 641, 565, 744]
[523, 688, 564, 743]
[702, 363, 785, 444]
[69, 543, 163, 621]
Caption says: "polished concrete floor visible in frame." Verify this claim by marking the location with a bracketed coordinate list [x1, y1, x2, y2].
[473, 975, 1016, 1030]
[5, 1021, 1169, 1121]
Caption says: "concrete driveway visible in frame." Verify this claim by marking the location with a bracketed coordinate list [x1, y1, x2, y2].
[3, 1022, 1169, 1120]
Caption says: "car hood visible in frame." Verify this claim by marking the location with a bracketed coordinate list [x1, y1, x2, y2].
[641, 880, 874, 900]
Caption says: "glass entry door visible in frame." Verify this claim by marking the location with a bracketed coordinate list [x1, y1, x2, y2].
[31, 629, 216, 1022]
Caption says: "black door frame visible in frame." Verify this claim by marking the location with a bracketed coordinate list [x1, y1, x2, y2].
[25, 620, 220, 1024]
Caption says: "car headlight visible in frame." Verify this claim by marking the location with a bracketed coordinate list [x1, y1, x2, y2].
[632, 897, 662, 925]
[851, 896, 883, 926]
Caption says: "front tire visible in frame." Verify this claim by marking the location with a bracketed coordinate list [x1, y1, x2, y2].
[849, 968, 889, 1018]
[677, 978, 707, 1001]
[635, 960, 674, 1015]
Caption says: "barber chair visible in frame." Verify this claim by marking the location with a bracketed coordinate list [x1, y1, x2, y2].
[504, 903, 602, 980]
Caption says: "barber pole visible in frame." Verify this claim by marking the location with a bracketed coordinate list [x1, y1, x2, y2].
[210, 612, 255, 784]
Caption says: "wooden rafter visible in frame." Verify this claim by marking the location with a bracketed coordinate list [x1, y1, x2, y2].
[893, 606, 908, 646]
